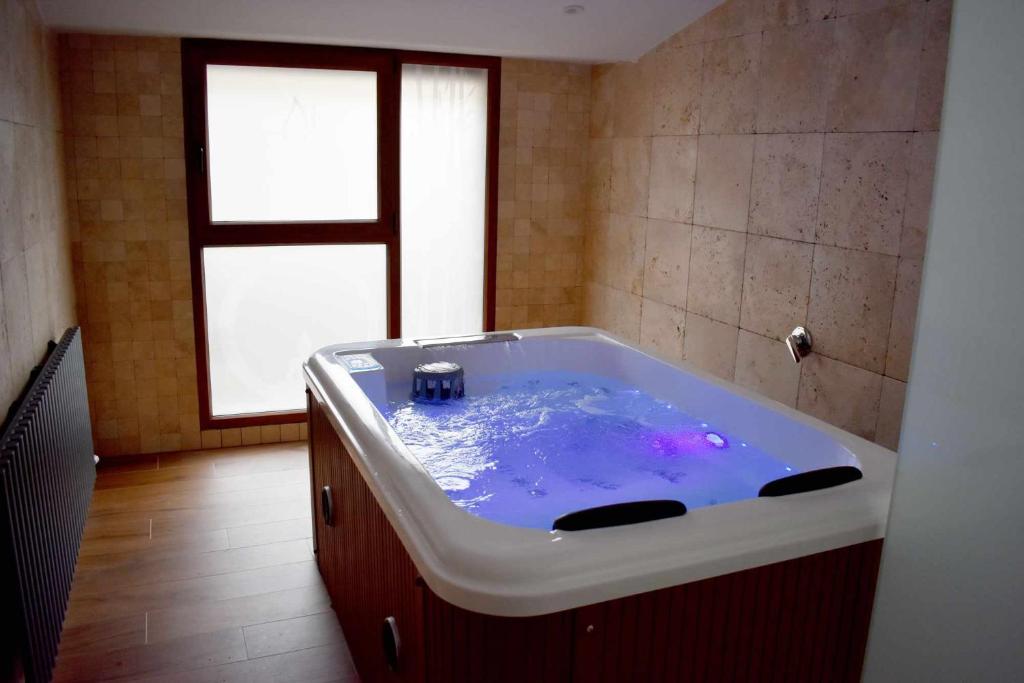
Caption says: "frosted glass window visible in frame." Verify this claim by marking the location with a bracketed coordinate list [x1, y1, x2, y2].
[206, 64, 378, 222]
[203, 245, 387, 416]
[400, 64, 487, 338]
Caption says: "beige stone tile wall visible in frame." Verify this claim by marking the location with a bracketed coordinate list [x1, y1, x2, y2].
[494, 59, 589, 329]
[57, 34, 306, 455]
[0, 0, 77, 415]
[582, 0, 951, 449]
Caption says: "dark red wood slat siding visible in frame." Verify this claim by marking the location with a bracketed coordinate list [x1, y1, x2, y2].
[308, 392, 424, 682]
[570, 541, 883, 683]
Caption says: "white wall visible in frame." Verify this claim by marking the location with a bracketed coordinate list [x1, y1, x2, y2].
[863, 1, 1024, 680]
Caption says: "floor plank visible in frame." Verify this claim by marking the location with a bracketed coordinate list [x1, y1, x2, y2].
[89, 480, 309, 516]
[242, 612, 345, 659]
[91, 468, 309, 509]
[124, 644, 356, 683]
[58, 613, 147, 658]
[73, 537, 314, 592]
[146, 583, 332, 644]
[57, 443, 357, 682]
[82, 498, 312, 540]
[65, 561, 321, 628]
[227, 517, 313, 549]
[55, 627, 248, 682]
[76, 527, 231, 559]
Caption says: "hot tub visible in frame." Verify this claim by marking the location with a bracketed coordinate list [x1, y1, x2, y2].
[304, 327, 895, 682]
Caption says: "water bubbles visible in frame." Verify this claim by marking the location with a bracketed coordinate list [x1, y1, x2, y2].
[705, 432, 727, 449]
[435, 476, 471, 491]
[385, 370, 793, 529]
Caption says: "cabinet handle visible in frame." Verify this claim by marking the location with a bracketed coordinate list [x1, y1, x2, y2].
[382, 616, 401, 672]
[321, 485, 334, 527]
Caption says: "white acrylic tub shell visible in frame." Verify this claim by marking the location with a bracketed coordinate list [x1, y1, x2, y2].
[303, 327, 895, 617]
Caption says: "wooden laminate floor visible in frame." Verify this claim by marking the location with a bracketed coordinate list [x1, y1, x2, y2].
[54, 442, 359, 682]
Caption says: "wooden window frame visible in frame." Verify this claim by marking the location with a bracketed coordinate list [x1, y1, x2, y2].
[182, 39, 500, 430]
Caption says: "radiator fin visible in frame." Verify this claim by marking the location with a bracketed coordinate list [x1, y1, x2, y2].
[1, 327, 95, 683]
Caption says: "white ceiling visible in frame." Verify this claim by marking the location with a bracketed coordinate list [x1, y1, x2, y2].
[37, 0, 720, 63]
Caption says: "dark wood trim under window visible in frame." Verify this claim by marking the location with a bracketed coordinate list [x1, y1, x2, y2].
[182, 39, 500, 430]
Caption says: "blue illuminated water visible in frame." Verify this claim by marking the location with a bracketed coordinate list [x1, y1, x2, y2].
[383, 371, 796, 530]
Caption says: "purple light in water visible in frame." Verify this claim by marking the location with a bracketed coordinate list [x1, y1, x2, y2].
[651, 428, 730, 455]
[650, 430, 704, 456]
[705, 432, 728, 449]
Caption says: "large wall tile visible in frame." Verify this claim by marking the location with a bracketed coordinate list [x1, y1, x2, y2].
[8, 0, 43, 126]
[757, 20, 834, 133]
[0, 1, 12, 123]
[740, 235, 813, 340]
[590, 64, 614, 138]
[639, 298, 686, 361]
[25, 242, 51, 352]
[763, 0, 837, 27]
[836, 0, 913, 19]
[610, 136, 651, 218]
[797, 353, 882, 440]
[586, 137, 611, 214]
[604, 213, 646, 295]
[703, 0, 765, 41]
[611, 56, 654, 138]
[0, 277, 12, 405]
[683, 312, 738, 381]
[12, 123, 41, 242]
[735, 329, 800, 406]
[807, 245, 897, 373]
[748, 133, 823, 241]
[583, 211, 610, 285]
[694, 133, 754, 232]
[660, 13, 706, 49]
[699, 34, 760, 134]
[914, 0, 952, 131]
[687, 225, 746, 325]
[585, 282, 641, 342]
[874, 376, 906, 450]
[826, 5, 925, 132]
[900, 131, 938, 259]
[884, 257, 922, 381]
[643, 219, 690, 309]
[648, 135, 697, 222]
[2, 252, 35, 381]
[653, 43, 702, 136]
[0, 121, 22, 263]
[817, 132, 911, 255]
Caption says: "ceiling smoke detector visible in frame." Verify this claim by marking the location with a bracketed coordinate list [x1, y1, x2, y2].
[563, 4, 585, 15]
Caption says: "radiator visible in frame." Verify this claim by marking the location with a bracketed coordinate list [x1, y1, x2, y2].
[0, 327, 95, 683]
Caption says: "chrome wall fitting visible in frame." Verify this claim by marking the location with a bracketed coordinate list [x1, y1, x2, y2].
[786, 327, 813, 363]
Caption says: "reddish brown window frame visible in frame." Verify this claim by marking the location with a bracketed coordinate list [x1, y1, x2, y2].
[182, 39, 500, 430]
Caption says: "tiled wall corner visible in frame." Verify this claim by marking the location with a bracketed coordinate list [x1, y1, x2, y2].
[495, 59, 590, 330]
[0, 0, 78, 415]
[581, 0, 952, 449]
